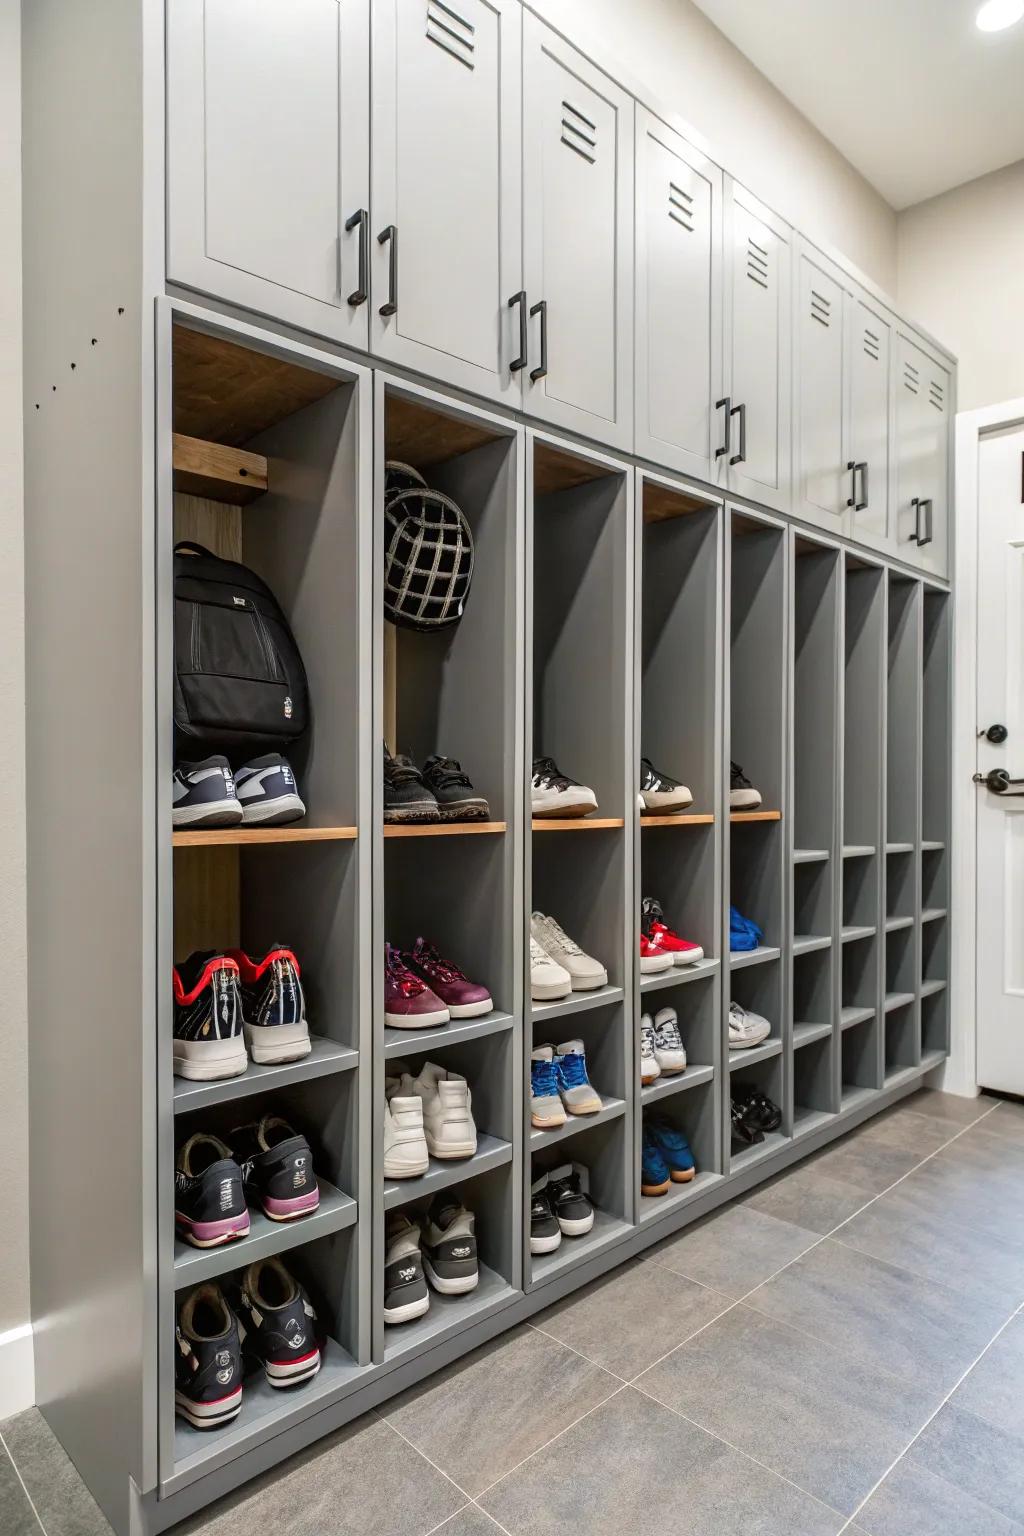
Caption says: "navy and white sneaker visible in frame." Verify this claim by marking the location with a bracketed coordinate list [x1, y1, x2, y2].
[172, 755, 243, 828]
[172, 953, 247, 1081]
[174, 1133, 250, 1248]
[237, 1257, 321, 1388]
[175, 1284, 243, 1429]
[234, 754, 306, 826]
[638, 757, 693, 814]
[420, 1191, 478, 1295]
[230, 1115, 319, 1222]
[228, 946, 311, 1064]
[383, 1213, 430, 1325]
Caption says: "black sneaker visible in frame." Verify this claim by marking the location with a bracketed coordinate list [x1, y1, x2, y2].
[733, 1084, 782, 1134]
[638, 757, 693, 814]
[172, 755, 242, 828]
[228, 945, 311, 1065]
[175, 1133, 250, 1248]
[730, 761, 762, 810]
[237, 1257, 320, 1388]
[420, 1191, 478, 1294]
[383, 1212, 430, 1325]
[231, 1115, 319, 1222]
[731, 1096, 765, 1151]
[421, 755, 490, 821]
[547, 1163, 595, 1237]
[175, 1284, 243, 1429]
[234, 754, 306, 826]
[384, 745, 440, 823]
[529, 1174, 561, 1255]
[172, 953, 247, 1081]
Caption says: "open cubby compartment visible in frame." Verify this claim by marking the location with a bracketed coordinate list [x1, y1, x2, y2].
[841, 1012, 880, 1110]
[885, 849, 916, 924]
[729, 957, 784, 1060]
[794, 857, 833, 949]
[842, 849, 878, 935]
[728, 1049, 788, 1171]
[642, 822, 718, 969]
[793, 1034, 837, 1136]
[793, 946, 834, 1045]
[887, 574, 922, 849]
[884, 921, 919, 1037]
[532, 999, 628, 1130]
[921, 911, 949, 987]
[639, 971, 720, 1105]
[884, 999, 919, 1082]
[922, 587, 951, 850]
[792, 534, 841, 882]
[529, 1114, 633, 1286]
[842, 932, 880, 1027]
[921, 845, 949, 913]
[639, 1075, 721, 1222]
[843, 557, 885, 860]
[921, 986, 950, 1063]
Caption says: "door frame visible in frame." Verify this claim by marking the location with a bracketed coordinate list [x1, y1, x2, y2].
[950, 395, 1024, 1098]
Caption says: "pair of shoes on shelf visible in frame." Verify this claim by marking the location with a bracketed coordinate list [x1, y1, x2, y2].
[173, 753, 305, 829]
[730, 761, 762, 810]
[729, 905, 764, 953]
[175, 1114, 319, 1248]
[640, 896, 704, 971]
[384, 940, 492, 1029]
[383, 1192, 479, 1325]
[175, 1257, 320, 1430]
[637, 756, 693, 814]
[529, 1166, 594, 1253]
[639, 1008, 687, 1083]
[172, 946, 310, 1081]
[728, 1001, 772, 1050]
[531, 913, 607, 998]
[384, 1063, 477, 1176]
[731, 1085, 782, 1150]
[385, 745, 490, 823]
[641, 1120, 696, 1195]
[530, 1042, 602, 1128]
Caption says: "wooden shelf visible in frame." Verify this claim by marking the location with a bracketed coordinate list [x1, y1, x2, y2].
[173, 323, 338, 444]
[172, 433, 268, 505]
[640, 812, 714, 827]
[532, 817, 624, 831]
[730, 809, 782, 823]
[384, 820, 506, 838]
[172, 825, 357, 848]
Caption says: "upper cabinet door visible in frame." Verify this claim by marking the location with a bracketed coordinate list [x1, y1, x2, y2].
[634, 108, 722, 481]
[793, 242, 847, 534]
[846, 290, 893, 557]
[522, 15, 634, 452]
[371, 0, 522, 404]
[894, 330, 951, 578]
[722, 180, 792, 513]
[167, 0, 370, 347]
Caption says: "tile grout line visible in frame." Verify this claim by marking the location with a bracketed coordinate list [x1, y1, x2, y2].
[833, 1297, 1024, 1534]
[0, 1431, 47, 1536]
[372, 1409, 478, 1506]
[470, 1383, 631, 1507]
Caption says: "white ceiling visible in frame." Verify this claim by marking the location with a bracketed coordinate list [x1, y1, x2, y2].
[691, 0, 1024, 208]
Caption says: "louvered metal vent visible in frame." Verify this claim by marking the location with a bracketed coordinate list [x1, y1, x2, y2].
[746, 237, 768, 289]
[426, 0, 475, 68]
[668, 181, 694, 231]
[863, 328, 881, 361]
[561, 100, 596, 163]
[810, 289, 831, 328]
[903, 361, 920, 395]
[929, 380, 944, 412]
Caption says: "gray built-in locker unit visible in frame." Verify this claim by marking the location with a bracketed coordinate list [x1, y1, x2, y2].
[21, 2, 954, 1532]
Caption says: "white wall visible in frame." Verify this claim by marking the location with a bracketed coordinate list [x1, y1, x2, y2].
[0, 0, 30, 1406]
[898, 160, 1024, 413]
[530, 0, 899, 292]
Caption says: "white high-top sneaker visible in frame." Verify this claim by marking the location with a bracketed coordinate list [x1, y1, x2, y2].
[530, 913, 607, 991]
[639, 1013, 661, 1084]
[405, 1063, 477, 1159]
[383, 1077, 430, 1178]
[653, 1007, 687, 1074]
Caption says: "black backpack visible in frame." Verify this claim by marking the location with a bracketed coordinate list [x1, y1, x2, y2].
[173, 542, 309, 755]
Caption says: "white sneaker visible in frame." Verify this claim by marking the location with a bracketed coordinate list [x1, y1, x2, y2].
[639, 757, 693, 814]
[728, 1002, 772, 1049]
[531, 913, 608, 991]
[530, 935, 572, 1001]
[555, 1040, 602, 1114]
[640, 1013, 661, 1084]
[383, 1080, 430, 1178]
[531, 756, 598, 818]
[405, 1062, 477, 1159]
[531, 1044, 567, 1128]
[653, 1006, 687, 1073]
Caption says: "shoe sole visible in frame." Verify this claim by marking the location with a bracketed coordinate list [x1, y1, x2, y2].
[532, 801, 597, 818]
[245, 1021, 311, 1064]
[384, 1007, 451, 1029]
[174, 1387, 243, 1428]
[263, 1188, 320, 1220]
[557, 1213, 595, 1236]
[424, 1138, 477, 1159]
[641, 1179, 671, 1196]
[423, 1256, 479, 1295]
[384, 1295, 431, 1325]
[530, 1231, 563, 1254]
[264, 1349, 320, 1388]
[655, 1063, 687, 1075]
[172, 1040, 248, 1081]
[175, 1211, 250, 1247]
[436, 803, 490, 821]
[172, 802, 243, 828]
[729, 790, 762, 809]
[670, 1168, 696, 1183]
[531, 980, 572, 1000]
[239, 794, 306, 825]
[565, 1097, 603, 1115]
[639, 795, 694, 813]
[531, 1110, 568, 1128]
[383, 1156, 430, 1178]
[447, 998, 493, 1019]
[673, 949, 705, 965]
[728, 1032, 772, 1049]
[384, 807, 441, 823]
[639, 955, 674, 973]
[569, 973, 609, 991]
[640, 1071, 661, 1085]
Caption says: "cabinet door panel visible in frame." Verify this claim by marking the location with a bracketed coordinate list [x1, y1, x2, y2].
[723, 182, 791, 512]
[371, 0, 522, 403]
[167, 0, 369, 346]
[847, 293, 892, 555]
[634, 108, 721, 479]
[522, 15, 634, 451]
[895, 332, 951, 577]
[794, 246, 846, 531]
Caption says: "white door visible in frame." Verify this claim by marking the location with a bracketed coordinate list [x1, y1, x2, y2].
[976, 420, 1024, 1094]
[634, 108, 722, 480]
[167, 0, 370, 347]
[846, 290, 893, 556]
[894, 330, 952, 578]
[371, 0, 522, 404]
[522, 14, 634, 452]
[721, 180, 792, 513]
[793, 241, 846, 533]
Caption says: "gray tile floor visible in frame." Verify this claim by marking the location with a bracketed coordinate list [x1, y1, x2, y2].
[3, 1089, 1024, 1536]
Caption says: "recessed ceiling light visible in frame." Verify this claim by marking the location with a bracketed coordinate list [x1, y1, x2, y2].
[976, 0, 1024, 31]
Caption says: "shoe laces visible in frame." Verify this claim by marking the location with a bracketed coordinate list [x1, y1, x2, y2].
[640, 1019, 656, 1057]
[532, 756, 576, 792]
[413, 940, 464, 983]
[531, 1192, 551, 1220]
[655, 1015, 682, 1049]
[558, 1051, 588, 1088]
[386, 945, 427, 998]
[531, 1056, 559, 1097]
[426, 757, 472, 791]
[730, 761, 752, 787]
[640, 758, 668, 791]
[530, 935, 553, 966]
[386, 753, 426, 788]
[539, 916, 582, 956]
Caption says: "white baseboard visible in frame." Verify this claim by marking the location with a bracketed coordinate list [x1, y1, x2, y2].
[0, 1324, 34, 1420]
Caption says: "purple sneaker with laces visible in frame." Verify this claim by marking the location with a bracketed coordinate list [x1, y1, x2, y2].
[406, 937, 492, 1019]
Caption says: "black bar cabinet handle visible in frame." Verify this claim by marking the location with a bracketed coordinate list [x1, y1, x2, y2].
[911, 496, 922, 542]
[846, 460, 857, 509]
[729, 401, 746, 466]
[345, 209, 368, 307]
[378, 225, 398, 317]
[529, 299, 548, 381]
[920, 498, 934, 547]
[715, 396, 731, 459]
[509, 291, 528, 372]
[857, 460, 869, 512]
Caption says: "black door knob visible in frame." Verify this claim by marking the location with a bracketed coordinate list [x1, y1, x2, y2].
[984, 724, 1008, 744]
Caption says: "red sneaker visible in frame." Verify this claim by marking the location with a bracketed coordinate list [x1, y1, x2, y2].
[642, 898, 705, 967]
[639, 932, 673, 974]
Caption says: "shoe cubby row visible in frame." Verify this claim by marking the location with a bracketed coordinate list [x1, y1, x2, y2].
[148, 308, 950, 1510]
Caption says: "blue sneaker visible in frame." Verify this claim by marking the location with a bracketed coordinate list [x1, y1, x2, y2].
[729, 905, 764, 952]
[641, 1127, 671, 1196]
[173, 754, 243, 828]
[649, 1119, 696, 1183]
[531, 1046, 566, 1129]
[555, 1040, 602, 1115]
